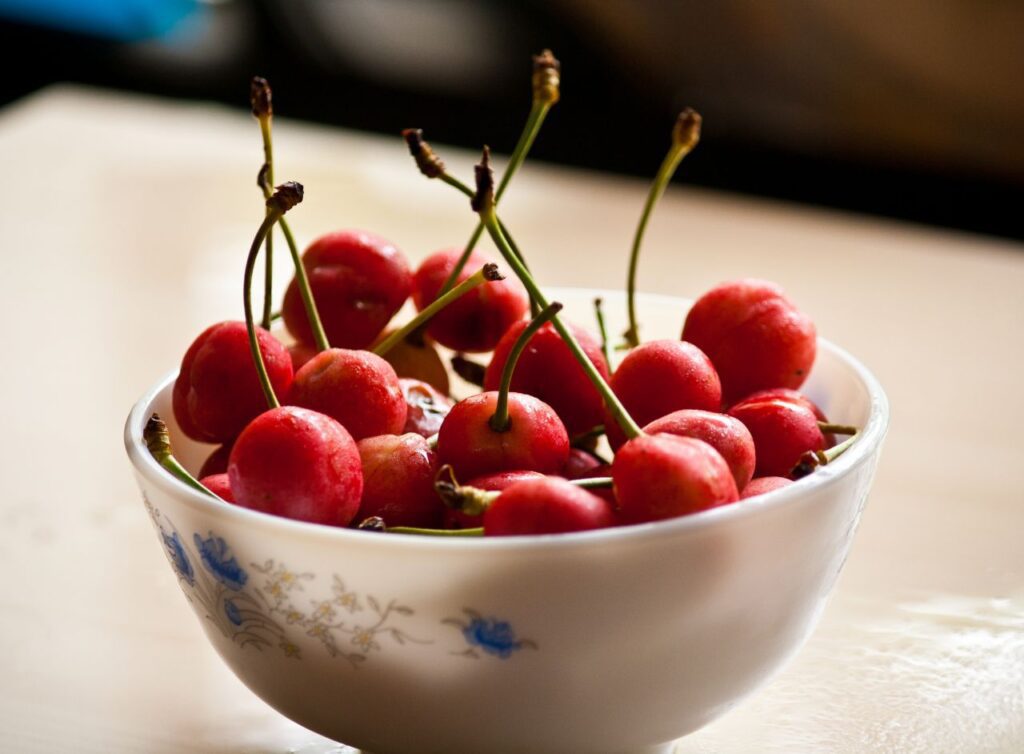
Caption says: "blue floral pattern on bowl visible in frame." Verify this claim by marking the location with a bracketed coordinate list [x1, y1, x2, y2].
[444, 609, 538, 659]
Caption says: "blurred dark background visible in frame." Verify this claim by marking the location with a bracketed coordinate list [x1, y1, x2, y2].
[2, 0, 1021, 239]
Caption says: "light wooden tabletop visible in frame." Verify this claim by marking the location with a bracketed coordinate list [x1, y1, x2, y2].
[1, 86, 1021, 753]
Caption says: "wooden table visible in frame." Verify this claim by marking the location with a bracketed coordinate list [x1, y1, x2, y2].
[1, 87, 1021, 753]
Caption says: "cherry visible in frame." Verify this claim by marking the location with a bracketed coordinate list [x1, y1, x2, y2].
[356, 433, 442, 528]
[199, 473, 235, 502]
[727, 396, 824, 478]
[484, 476, 616, 536]
[399, 378, 453, 438]
[282, 230, 413, 350]
[199, 443, 233, 478]
[612, 434, 739, 523]
[484, 319, 611, 437]
[443, 469, 545, 530]
[740, 476, 793, 499]
[681, 279, 816, 403]
[604, 339, 721, 451]
[562, 448, 603, 480]
[228, 406, 362, 526]
[732, 387, 835, 446]
[172, 320, 293, 443]
[437, 303, 570, 479]
[412, 248, 527, 352]
[643, 409, 755, 491]
[288, 341, 318, 373]
[289, 348, 406, 441]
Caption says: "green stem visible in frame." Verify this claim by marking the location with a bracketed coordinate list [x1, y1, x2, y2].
[479, 208, 643, 440]
[594, 297, 611, 366]
[489, 301, 563, 432]
[258, 116, 275, 330]
[624, 109, 701, 348]
[570, 476, 613, 490]
[244, 210, 284, 409]
[388, 526, 483, 537]
[278, 216, 329, 352]
[144, 414, 220, 499]
[819, 421, 858, 436]
[373, 263, 504, 357]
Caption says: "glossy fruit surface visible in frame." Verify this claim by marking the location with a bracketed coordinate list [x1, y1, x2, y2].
[173, 320, 293, 443]
[740, 476, 793, 499]
[443, 469, 545, 530]
[484, 319, 610, 437]
[733, 387, 835, 447]
[682, 279, 816, 403]
[199, 473, 235, 502]
[399, 378, 453, 438]
[413, 248, 528, 353]
[357, 433, 441, 528]
[643, 409, 756, 491]
[605, 339, 721, 450]
[283, 230, 413, 350]
[728, 396, 825, 478]
[613, 434, 739, 523]
[228, 406, 362, 526]
[289, 348, 406, 441]
[437, 392, 569, 480]
[484, 476, 615, 536]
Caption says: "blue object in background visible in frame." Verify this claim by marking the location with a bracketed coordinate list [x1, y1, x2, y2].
[0, 0, 201, 40]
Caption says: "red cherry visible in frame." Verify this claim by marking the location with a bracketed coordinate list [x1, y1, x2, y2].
[228, 406, 363, 526]
[484, 476, 616, 536]
[605, 340, 722, 450]
[732, 387, 835, 447]
[199, 473, 235, 502]
[484, 320, 611, 437]
[282, 230, 413, 350]
[613, 434, 739, 523]
[289, 348, 406, 441]
[437, 392, 569, 480]
[412, 248, 527, 352]
[682, 279, 816, 403]
[443, 469, 545, 530]
[728, 396, 825, 478]
[288, 341, 318, 373]
[173, 321, 293, 444]
[399, 378, 454, 438]
[356, 433, 442, 528]
[741, 476, 793, 499]
[374, 331, 450, 394]
[561, 448, 603, 480]
[642, 409, 756, 491]
[198, 443, 233, 478]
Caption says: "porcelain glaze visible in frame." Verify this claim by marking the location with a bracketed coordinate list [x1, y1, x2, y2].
[125, 290, 888, 754]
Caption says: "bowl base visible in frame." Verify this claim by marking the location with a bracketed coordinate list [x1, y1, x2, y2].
[359, 743, 677, 754]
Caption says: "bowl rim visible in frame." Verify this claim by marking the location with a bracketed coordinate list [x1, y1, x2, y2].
[125, 287, 890, 553]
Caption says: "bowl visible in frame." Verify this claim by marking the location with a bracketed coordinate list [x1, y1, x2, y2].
[124, 288, 888, 754]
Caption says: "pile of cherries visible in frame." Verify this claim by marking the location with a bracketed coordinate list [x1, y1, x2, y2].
[151, 60, 858, 538]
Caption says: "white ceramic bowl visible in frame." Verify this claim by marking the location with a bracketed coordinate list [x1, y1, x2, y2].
[124, 289, 888, 754]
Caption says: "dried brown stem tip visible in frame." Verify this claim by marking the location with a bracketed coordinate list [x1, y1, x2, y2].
[250, 76, 272, 118]
[471, 146, 495, 213]
[144, 413, 171, 458]
[357, 516, 388, 532]
[532, 49, 561, 106]
[402, 128, 447, 179]
[266, 181, 304, 214]
[672, 108, 702, 151]
[482, 262, 504, 282]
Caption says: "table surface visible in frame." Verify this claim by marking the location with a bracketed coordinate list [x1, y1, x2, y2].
[1, 86, 1021, 753]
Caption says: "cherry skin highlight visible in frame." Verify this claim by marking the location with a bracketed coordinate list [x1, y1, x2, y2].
[604, 339, 722, 451]
[413, 248, 528, 352]
[199, 473, 235, 502]
[283, 230, 413, 350]
[740, 476, 793, 499]
[484, 319, 611, 437]
[228, 406, 363, 526]
[728, 396, 825, 478]
[643, 409, 756, 491]
[173, 320, 293, 444]
[443, 469, 545, 530]
[437, 392, 569, 480]
[484, 477, 616, 536]
[356, 433, 442, 528]
[289, 348, 406, 441]
[682, 279, 816, 404]
[399, 378, 454, 438]
[613, 434, 739, 523]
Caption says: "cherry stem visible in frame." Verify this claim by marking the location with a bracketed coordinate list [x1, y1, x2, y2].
[624, 109, 701, 348]
[144, 414, 220, 499]
[357, 516, 483, 536]
[472, 148, 644, 440]
[373, 263, 504, 357]
[593, 297, 611, 366]
[244, 182, 304, 409]
[818, 421, 858, 436]
[434, 465, 500, 517]
[490, 301, 563, 433]
[252, 77, 276, 331]
[570, 476, 612, 489]
[791, 431, 860, 479]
